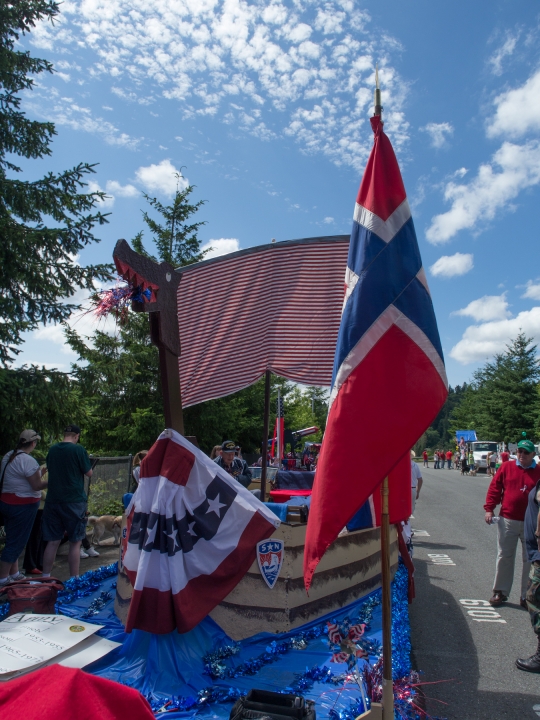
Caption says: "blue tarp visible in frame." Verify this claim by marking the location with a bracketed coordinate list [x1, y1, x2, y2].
[455, 430, 477, 442]
[52, 563, 412, 720]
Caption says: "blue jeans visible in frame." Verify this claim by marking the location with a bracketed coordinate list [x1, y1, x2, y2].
[0, 500, 39, 564]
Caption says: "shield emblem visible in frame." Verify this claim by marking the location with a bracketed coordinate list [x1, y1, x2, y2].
[257, 539, 284, 589]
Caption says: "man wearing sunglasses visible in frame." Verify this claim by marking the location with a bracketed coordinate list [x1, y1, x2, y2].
[484, 436, 540, 609]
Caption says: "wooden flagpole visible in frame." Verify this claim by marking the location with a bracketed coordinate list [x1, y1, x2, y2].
[380, 475, 394, 718]
[260, 369, 271, 501]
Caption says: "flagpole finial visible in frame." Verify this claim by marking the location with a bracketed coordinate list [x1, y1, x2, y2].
[374, 64, 382, 116]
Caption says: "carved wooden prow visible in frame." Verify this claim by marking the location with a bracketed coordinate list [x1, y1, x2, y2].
[113, 239, 184, 433]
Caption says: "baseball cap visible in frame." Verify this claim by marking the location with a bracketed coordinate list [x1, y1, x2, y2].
[64, 424, 81, 435]
[221, 440, 236, 452]
[19, 429, 41, 443]
[517, 431, 535, 453]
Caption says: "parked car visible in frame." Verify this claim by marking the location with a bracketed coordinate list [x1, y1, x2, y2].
[471, 441, 498, 472]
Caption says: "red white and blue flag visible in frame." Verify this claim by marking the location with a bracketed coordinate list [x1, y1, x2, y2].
[270, 394, 285, 463]
[122, 429, 280, 634]
[304, 115, 448, 590]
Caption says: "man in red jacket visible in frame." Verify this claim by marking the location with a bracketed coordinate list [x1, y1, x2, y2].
[484, 436, 540, 607]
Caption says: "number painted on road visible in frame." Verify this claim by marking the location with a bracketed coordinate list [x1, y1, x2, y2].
[428, 553, 455, 565]
[459, 599, 506, 624]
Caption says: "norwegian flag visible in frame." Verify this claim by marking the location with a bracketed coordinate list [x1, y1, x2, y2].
[122, 429, 280, 634]
[304, 114, 448, 591]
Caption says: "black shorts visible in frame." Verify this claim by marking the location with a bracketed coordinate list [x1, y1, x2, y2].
[42, 501, 87, 542]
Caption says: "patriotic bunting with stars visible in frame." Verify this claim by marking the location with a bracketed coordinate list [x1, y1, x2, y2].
[122, 429, 280, 634]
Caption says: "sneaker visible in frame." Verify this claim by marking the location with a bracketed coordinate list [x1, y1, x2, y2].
[489, 591, 508, 607]
[28, 568, 42, 575]
[80, 549, 89, 559]
[520, 597, 528, 609]
[9, 572, 26, 582]
[86, 547, 100, 557]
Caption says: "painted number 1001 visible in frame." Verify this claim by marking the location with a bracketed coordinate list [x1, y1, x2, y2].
[459, 599, 506, 624]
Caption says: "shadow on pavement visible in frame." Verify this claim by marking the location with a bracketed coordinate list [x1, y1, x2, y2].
[413, 541, 467, 551]
[410, 557, 539, 719]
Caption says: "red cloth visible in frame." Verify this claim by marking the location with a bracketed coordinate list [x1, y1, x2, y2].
[500, 451, 510, 463]
[269, 489, 313, 503]
[484, 460, 540, 520]
[445, 451, 452, 460]
[0, 665, 154, 720]
[422, 451, 428, 461]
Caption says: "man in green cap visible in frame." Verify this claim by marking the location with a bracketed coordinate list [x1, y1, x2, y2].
[484, 434, 540, 608]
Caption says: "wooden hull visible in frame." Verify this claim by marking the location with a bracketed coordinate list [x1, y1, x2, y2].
[114, 521, 398, 639]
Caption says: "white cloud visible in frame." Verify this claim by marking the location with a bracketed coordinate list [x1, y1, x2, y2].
[452, 294, 510, 322]
[135, 160, 188, 196]
[86, 181, 114, 208]
[201, 238, 240, 258]
[450, 307, 540, 364]
[420, 122, 453, 149]
[28, 0, 408, 171]
[323, 216, 334, 224]
[522, 280, 540, 301]
[488, 32, 519, 76]
[487, 69, 540, 139]
[106, 180, 139, 197]
[426, 140, 540, 243]
[429, 252, 474, 278]
[29, 98, 142, 149]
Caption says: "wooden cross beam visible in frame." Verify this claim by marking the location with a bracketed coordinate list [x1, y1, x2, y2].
[113, 239, 184, 434]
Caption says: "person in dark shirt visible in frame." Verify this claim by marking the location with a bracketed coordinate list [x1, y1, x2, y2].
[214, 440, 252, 488]
[41, 424, 93, 578]
[516, 473, 540, 672]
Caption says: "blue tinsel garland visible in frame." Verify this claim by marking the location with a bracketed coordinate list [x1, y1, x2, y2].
[0, 562, 118, 621]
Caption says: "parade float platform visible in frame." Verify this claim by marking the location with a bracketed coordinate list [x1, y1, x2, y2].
[0, 559, 414, 719]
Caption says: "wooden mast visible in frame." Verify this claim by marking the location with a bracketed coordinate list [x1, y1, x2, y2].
[374, 67, 394, 720]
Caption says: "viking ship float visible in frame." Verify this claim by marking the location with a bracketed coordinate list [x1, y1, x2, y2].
[111, 238, 399, 637]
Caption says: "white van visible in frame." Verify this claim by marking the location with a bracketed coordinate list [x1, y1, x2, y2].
[471, 441, 499, 471]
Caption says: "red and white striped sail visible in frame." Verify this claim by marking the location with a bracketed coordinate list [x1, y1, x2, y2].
[176, 238, 349, 407]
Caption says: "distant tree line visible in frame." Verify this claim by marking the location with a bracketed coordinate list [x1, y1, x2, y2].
[416, 334, 540, 452]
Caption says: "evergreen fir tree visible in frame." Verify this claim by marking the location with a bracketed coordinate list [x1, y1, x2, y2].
[450, 334, 540, 442]
[0, 1, 112, 364]
[132, 174, 207, 266]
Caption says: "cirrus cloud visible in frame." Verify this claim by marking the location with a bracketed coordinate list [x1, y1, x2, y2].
[426, 140, 540, 244]
[29, 0, 409, 171]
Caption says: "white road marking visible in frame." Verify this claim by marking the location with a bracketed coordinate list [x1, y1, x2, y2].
[428, 553, 455, 565]
[532, 704, 540, 717]
[412, 529, 430, 537]
[459, 599, 507, 624]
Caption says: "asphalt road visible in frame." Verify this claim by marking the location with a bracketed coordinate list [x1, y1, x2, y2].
[410, 465, 540, 720]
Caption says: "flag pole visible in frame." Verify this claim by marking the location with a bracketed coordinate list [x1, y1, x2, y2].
[380, 475, 394, 718]
[260, 369, 271, 501]
[374, 68, 394, 720]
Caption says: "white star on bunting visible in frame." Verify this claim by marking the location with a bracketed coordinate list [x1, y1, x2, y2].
[206, 494, 227, 517]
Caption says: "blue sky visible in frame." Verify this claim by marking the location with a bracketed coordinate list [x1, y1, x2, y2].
[14, 0, 540, 388]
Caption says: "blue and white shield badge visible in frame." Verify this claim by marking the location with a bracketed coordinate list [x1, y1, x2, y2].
[257, 539, 284, 589]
